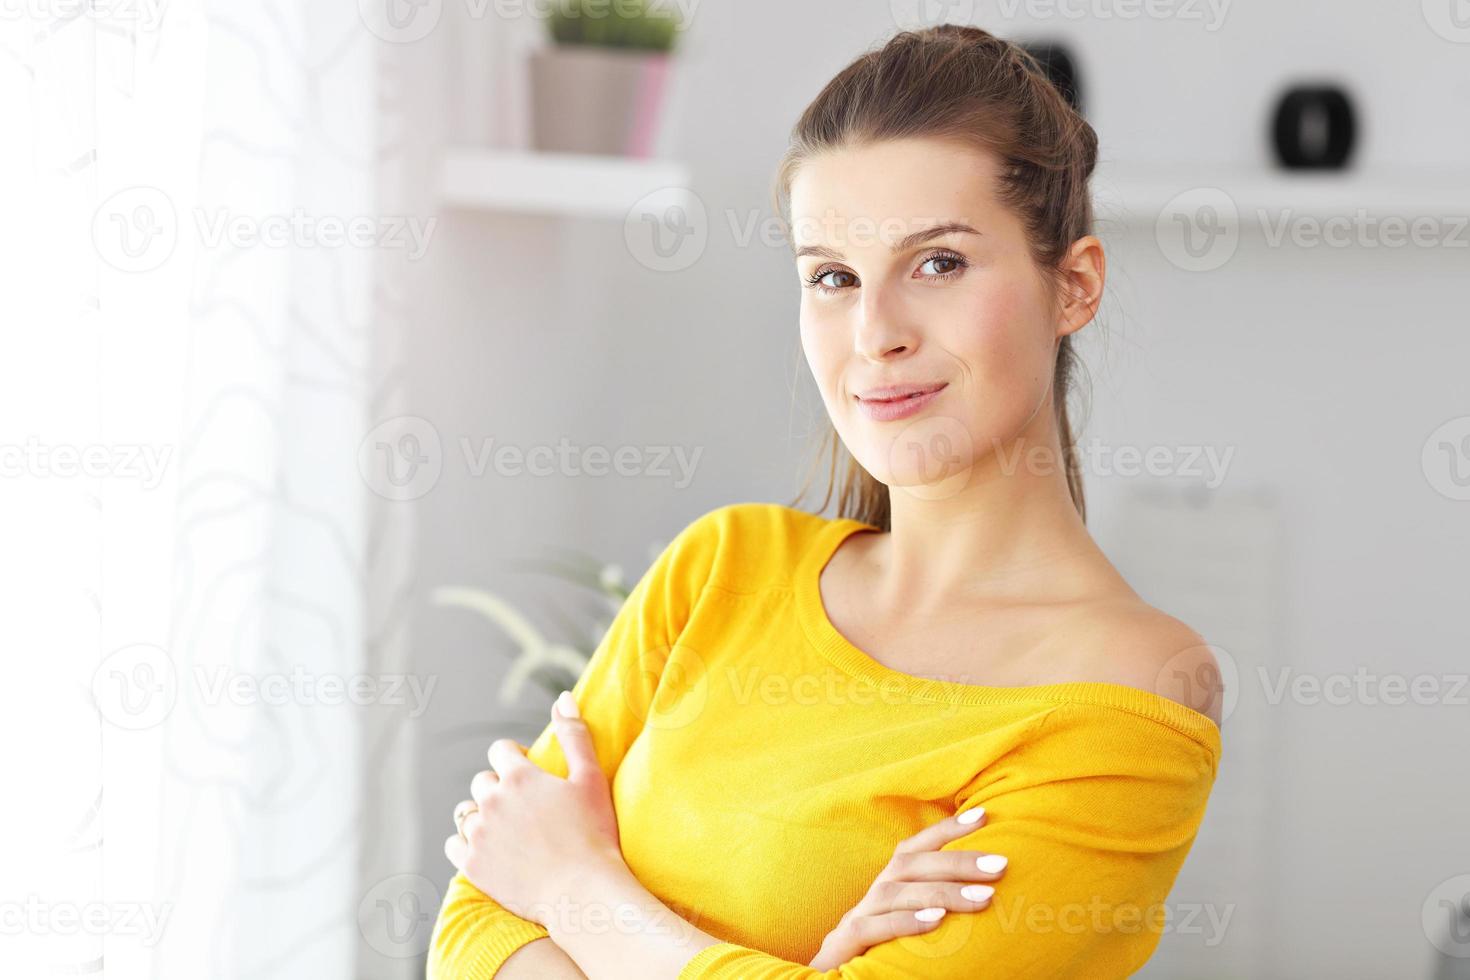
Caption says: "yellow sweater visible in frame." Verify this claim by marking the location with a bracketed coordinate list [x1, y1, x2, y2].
[428, 502, 1222, 979]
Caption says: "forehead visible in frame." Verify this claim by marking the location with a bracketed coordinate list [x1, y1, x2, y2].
[787, 137, 1007, 247]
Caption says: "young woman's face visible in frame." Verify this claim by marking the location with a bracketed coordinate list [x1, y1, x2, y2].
[790, 137, 1070, 495]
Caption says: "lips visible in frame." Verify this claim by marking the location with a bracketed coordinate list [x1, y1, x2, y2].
[854, 382, 948, 422]
[856, 382, 948, 403]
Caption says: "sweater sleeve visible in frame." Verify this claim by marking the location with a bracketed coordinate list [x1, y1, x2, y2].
[427, 506, 725, 980]
[676, 701, 1221, 980]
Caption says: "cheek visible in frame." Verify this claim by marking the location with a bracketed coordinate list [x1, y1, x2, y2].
[949, 282, 1053, 396]
[799, 308, 845, 392]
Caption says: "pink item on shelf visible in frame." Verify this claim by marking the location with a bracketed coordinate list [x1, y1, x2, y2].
[625, 54, 670, 159]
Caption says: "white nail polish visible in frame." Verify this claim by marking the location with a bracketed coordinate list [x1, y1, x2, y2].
[957, 806, 984, 824]
[556, 690, 579, 718]
[976, 854, 1008, 874]
[961, 884, 994, 901]
[914, 907, 946, 922]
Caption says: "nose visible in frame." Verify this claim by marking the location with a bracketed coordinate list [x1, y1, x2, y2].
[854, 281, 919, 362]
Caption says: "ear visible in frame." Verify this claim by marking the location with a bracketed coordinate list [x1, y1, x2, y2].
[1054, 235, 1105, 340]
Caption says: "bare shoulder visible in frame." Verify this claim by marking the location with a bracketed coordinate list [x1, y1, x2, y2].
[1045, 599, 1224, 728]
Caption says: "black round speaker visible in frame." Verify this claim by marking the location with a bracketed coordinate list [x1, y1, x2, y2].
[1271, 85, 1357, 170]
[1020, 41, 1083, 116]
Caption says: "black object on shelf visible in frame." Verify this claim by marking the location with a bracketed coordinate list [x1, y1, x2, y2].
[1020, 41, 1083, 116]
[1271, 85, 1357, 170]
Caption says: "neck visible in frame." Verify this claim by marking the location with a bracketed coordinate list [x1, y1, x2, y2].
[870, 419, 1120, 618]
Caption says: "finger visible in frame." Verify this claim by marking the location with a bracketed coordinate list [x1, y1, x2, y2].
[551, 690, 602, 784]
[894, 806, 988, 855]
[872, 881, 995, 915]
[470, 769, 499, 803]
[892, 849, 1009, 882]
[846, 906, 952, 947]
[487, 738, 532, 779]
[460, 807, 485, 841]
[444, 834, 468, 869]
[452, 798, 477, 831]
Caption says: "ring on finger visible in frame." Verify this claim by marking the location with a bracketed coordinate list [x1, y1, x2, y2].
[453, 800, 478, 841]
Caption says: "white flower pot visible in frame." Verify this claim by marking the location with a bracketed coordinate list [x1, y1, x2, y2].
[529, 44, 672, 158]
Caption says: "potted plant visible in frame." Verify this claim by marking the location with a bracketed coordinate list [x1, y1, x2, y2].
[430, 538, 662, 744]
[528, 0, 684, 158]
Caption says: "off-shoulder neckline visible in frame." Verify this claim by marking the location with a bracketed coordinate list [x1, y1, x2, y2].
[791, 514, 1223, 756]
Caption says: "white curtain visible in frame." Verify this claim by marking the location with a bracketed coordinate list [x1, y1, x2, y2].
[1, 2, 420, 978]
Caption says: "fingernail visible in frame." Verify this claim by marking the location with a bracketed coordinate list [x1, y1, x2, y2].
[957, 806, 984, 824]
[556, 690, 579, 719]
[976, 854, 1008, 874]
[914, 907, 946, 922]
[961, 884, 994, 902]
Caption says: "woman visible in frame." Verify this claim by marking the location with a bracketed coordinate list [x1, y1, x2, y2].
[429, 23, 1224, 979]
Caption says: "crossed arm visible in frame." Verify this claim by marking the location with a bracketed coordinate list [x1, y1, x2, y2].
[429, 700, 1219, 980]
[459, 809, 1008, 980]
[497, 937, 585, 978]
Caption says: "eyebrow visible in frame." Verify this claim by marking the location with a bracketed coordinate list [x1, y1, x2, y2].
[792, 221, 982, 261]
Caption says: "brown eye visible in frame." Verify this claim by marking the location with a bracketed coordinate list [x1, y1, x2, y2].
[805, 268, 858, 292]
[918, 252, 968, 278]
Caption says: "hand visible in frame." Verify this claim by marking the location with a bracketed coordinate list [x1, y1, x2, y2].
[808, 806, 1006, 971]
[444, 691, 625, 927]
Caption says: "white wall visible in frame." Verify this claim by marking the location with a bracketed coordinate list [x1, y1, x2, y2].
[400, 2, 1470, 976]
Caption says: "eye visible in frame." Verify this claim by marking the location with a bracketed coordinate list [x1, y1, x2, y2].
[917, 250, 969, 280]
[803, 267, 857, 295]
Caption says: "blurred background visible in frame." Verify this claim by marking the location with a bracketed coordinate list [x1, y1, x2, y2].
[3, 0, 1469, 977]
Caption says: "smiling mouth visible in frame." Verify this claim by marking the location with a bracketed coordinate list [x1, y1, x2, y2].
[853, 383, 948, 422]
[857, 383, 948, 403]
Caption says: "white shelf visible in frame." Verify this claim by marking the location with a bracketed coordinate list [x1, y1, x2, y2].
[1093, 165, 1470, 224]
[438, 148, 693, 219]
[436, 152, 1470, 228]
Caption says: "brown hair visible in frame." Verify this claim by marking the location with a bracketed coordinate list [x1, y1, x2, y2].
[780, 24, 1098, 531]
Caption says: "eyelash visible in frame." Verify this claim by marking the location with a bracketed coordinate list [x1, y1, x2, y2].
[803, 249, 970, 295]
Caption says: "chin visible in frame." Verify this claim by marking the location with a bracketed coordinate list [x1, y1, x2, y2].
[846, 416, 978, 486]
